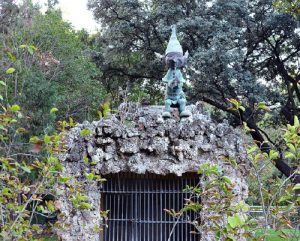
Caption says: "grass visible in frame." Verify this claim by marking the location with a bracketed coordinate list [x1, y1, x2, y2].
[43, 238, 57, 241]
[34, 236, 57, 241]
[255, 229, 300, 241]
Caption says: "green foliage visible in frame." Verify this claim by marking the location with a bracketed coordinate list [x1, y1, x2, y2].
[50, 108, 58, 114]
[228, 213, 245, 229]
[185, 163, 254, 240]
[0, 100, 107, 240]
[1, 4, 107, 135]
[273, 0, 300, 16]
[198, 163, 222, 176]
[80, 128, 92, 137]
[97, 101, 111, 119]
[173, 117, 300, 240]
[255, 229, 300, 241]
[88, 0, 300, 186]
[70, 192, 92, 209]
[84, 172, 106, 182]
[88, 0, 299, 112]
[0, 103, 64, 240]
[0, 39, 106, 238]
[1, 0, 299, 239]
[6, 68, 16, 74]
[42, 236, 58, 241]
[245, 117, 300, 238]
[282, 116, 300, 168]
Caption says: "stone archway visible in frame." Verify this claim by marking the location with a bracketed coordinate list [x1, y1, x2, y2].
[56, 103, 249, 241]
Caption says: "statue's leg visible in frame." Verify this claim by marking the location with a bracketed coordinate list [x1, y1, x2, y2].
[162, 99, 172, 118]
[178, 98, 191, 117]
[178, 98, 186, 113]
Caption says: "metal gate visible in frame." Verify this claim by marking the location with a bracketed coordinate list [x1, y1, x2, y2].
[101, 173, 199, 241]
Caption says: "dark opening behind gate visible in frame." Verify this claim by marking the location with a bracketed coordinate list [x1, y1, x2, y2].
[101, 172, 199, 241]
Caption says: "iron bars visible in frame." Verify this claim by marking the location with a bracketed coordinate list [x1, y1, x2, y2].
[101, 172, 199, 241]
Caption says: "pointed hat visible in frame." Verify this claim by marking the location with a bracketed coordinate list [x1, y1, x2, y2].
[165, 25, 183, 55]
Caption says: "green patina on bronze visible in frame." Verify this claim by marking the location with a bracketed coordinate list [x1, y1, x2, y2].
[161, 26, 191, 118]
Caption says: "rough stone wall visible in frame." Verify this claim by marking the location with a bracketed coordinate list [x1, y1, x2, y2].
[57, 103, 249, 241]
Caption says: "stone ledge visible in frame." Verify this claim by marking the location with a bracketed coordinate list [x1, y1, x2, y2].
[57, 102, 249, 241]
[65, 102, 247, 176]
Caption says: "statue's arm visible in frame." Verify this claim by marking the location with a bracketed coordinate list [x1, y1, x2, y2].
[162, 69, 172, 83]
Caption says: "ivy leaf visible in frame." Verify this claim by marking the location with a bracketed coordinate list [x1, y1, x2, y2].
[50, 107, 58, 113]
[6, 68, 16, 74]
[257, 102, 270, 111]
[58, 176, 72, 184]
[80, 202, 93, 209]
[83, 156, 89, 164]
[51, 163, 64, 171]
[269, 150, 279, 160]
[78, 195, 89, 201]
[44, 134, 51, 144]
[16, 128, 26, 134]
[0, 81, 6, 86]
[222, 176, 232, 184]
[287, 143, 296, 153]
[278, 194, 293, 203]
[2, 188, 12, 197]
[28, 45, 37, 55]
[238, 106, 245, 112]
[6, 52, 16, 62]
[228, 213, 244, 228]
[247, 145, 257, 154]
[85, 172, 95, 181]
[21, 164, 31, 173]
[46, 200, 56, 212]
[294, 116, 299, 128]
[285, 151, 296, 160]
[80, 129, 92, 137]
[235, 201, 249, 212]
[30, 136, 41, 143]
[10, 105, 20, 112]
[292, 183, 300, 190]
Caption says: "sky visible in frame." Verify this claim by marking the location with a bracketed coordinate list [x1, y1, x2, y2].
[32, 0, 99, 32]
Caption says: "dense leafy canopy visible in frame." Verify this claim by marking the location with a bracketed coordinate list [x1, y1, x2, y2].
[0, 2, 107, 239]
[274, 0, 300, 16]
[1, 2, 106, 134]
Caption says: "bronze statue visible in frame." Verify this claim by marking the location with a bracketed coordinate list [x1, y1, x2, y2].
[157, 26, 191, 118]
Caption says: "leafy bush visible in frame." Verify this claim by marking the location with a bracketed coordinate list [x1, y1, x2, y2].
[1, 4, 107, 135]
[172, 117, 300, 240]
[0, 103, 65, 240]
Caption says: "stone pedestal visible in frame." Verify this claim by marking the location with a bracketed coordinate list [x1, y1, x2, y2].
[56, 103, 249, 241]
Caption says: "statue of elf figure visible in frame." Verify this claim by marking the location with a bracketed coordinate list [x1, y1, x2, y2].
[159, 25, 192, 118]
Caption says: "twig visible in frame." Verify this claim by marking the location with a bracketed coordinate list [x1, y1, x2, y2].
[8, 176, 46, 235]
[167, 178, 202, 241]
[251, 162, 269, 229]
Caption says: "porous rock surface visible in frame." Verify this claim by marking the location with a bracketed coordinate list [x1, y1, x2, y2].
[57, 103, 249, 241]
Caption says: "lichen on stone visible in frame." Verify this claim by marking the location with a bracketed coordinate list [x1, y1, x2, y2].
[57, 102, 249, 241]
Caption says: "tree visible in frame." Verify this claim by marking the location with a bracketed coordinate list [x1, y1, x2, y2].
[88, 0, 300, 184]
[273, 0, 300, 16]
[1, 2, 106, 134]
[46, 0, 59, 10]
[0, 0, 19, 34]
